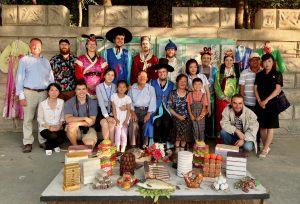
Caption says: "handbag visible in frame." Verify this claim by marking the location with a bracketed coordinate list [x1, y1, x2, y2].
[275, 91, 290, 114]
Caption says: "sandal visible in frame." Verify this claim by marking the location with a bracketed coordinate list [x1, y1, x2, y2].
[259, 147, 270, 158]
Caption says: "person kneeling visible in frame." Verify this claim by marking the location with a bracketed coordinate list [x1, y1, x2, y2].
[64, 79, 98, 147]
[220, 94, 258, 153]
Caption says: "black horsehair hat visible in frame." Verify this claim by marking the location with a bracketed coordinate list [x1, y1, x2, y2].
[105, 27, 133, 44]
[151, 58, 174, 72]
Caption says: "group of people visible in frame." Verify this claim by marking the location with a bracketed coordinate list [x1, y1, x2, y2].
[15, 27, 284, 158]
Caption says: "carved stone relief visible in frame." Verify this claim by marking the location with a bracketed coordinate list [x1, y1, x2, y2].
[48, 6, 70, 26]
[89, 6, 105, 26]
[220, 8, 235, 28]
[172, 7, 189, 28]
[1, 5, 18, 25]
[105, 6, 131, 26]
[278, 9, 300, 29]
[18, 5, 46, 25]
[189, 7, 219, 27]
[132, 6, 148, 27]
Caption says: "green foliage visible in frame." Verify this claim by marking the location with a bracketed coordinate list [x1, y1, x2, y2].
[137, 187, 175, 203]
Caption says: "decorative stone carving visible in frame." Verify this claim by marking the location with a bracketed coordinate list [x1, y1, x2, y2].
[18, 5, 47, 25]
[220, 8, 235, 28]
[189, 7, 219, 27]
[132, 6, 148, 27]
[48, 5, 70, 26]
[89, 5, 105, 27]
[105, 6, 131, 26]
[1, 5, 18, 25]
[255, 9, 276, 29]
[285, 58, 300, 73]
[278, 9, 300, 30]
[172, 7, 189, 28]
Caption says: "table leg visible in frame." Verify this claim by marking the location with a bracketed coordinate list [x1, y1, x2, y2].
[260, 199, 265, 204]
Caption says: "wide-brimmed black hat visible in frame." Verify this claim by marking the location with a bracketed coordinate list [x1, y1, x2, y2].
[152, 58, 174, 72]
[105, 27, 132, 43]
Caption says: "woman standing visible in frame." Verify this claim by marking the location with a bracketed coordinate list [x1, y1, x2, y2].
[199, 47, 218, 138]
[254, 53, 282, 158]
[168, 74, 192, 151]
[96, 68, 117, 142]
[37, 83, 65, 155]
[214, 49, 240, 132]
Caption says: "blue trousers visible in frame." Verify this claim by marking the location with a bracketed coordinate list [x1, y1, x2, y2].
[220, 130, 254, 152]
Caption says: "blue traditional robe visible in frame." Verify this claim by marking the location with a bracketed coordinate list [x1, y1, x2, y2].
[235, 46, 253, 72]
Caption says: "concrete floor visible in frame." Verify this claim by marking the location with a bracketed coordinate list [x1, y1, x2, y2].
[0, 132, 299, 204]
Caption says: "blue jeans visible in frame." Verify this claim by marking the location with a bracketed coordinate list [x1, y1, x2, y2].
[220, 130, 254, 152]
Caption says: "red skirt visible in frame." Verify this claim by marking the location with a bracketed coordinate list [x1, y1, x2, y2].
[215, 98, 230, 132]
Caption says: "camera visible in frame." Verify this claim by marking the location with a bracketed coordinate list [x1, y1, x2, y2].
[79, 126, 89, 134]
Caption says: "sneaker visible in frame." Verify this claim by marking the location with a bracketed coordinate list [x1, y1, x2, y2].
[54, 147, 60, 153]
[22, 144, 32, 153]
[45, 150, 53, 156]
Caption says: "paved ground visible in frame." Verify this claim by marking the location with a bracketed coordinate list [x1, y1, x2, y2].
[0, 132, 299, 204]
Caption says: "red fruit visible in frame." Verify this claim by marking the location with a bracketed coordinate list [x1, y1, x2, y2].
[210, 154, 217, 159]
[204, 153, 210, 159]
[216, 155, 223, 161]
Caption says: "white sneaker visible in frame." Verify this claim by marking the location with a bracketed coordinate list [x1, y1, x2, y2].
[46, 150, 52, 156]
[54, 147, 60, 153]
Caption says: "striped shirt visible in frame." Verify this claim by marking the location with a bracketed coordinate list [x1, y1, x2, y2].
[239, 68, 262, 106]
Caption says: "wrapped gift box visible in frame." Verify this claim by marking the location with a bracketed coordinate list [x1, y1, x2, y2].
[226, 152, 247, 179]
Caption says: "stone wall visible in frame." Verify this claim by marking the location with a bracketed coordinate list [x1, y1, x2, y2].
[0, 5, 300, 135]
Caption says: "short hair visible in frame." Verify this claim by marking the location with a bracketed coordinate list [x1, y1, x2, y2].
[30, 38, 42, 45]
[176, 73, 188, 83]
[117, 80, 128, 88]
[75, 78, 87, 88]
[136, 70, 148, 78]
[185, 59, 199, 75]
[104, 68, 116, 77]
[47, 83, 62, 93]
[114, 32, 125, 39]
[231, 93, 244, 101]
[192, 78, 203, 85]
[261, 53, 277, 72]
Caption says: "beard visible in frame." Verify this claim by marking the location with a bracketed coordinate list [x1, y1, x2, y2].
[60, 47, 70, 55]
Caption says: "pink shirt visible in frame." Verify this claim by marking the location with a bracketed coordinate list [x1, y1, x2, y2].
[186, 91, 208, 106]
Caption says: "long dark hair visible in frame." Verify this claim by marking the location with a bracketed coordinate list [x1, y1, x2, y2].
[185, 59, 199, 75]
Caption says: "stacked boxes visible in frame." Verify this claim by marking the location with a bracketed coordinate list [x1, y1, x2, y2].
[63, 163, 81, 191]
[226, 152, 247, 179]
[193, 141, 209, 168]
[215, 144, 239, 167]
[203, 154, 222, 178]
[68, 145, 93, 153]
[81, 158, 101, 184]
[65, 152, 89, 164]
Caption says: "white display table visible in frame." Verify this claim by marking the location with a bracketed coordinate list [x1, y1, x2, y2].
[40, 163, 269, 204]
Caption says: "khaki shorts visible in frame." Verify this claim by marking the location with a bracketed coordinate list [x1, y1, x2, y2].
[66, 126, 98, 144]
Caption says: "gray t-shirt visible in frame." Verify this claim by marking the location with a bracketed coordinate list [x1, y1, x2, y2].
[64, 96, 98, 117]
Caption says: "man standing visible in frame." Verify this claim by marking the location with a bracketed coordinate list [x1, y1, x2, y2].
[103, 27, 133, 84]
[220, 94, 259, 153]
[150, 58, 175, 144]
[239, 52, 262, 150]
[50, 39, 76, 101]
[16, 38, 54, 153]
[64, 79, 98, 147]
[165, 39, 184, 84]
[131, 36, 158, 84]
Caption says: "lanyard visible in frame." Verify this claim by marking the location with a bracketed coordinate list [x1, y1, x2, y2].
[102, 83, 112, 113]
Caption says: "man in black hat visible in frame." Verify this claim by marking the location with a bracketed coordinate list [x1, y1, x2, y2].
[148, 58, 175, 145]
[103, 27, 133, 84]
[50, 39, 77, 101]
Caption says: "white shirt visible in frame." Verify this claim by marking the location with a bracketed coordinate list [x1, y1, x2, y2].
[111, 93, 132, 127]
[187, 73, 209, 93]
[37, 98, 64, 132]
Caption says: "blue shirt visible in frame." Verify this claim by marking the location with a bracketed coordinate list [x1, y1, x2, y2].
[128, 83, 156, 113]
[95, 82, 117, 118]
[64, 96, 98, 117]
[16, 54, 54, 100]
